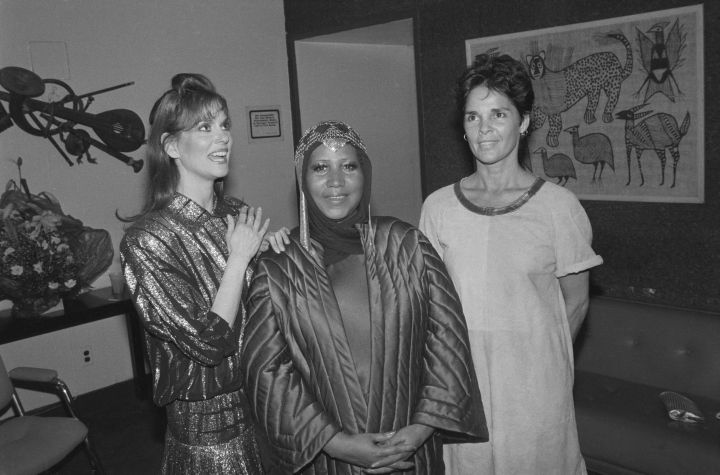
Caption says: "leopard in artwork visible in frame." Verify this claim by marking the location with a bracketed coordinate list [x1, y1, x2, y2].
[527, 33, 633, 147]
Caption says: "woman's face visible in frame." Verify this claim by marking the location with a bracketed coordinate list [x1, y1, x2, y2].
[305, 143, 364, 220]
[463, 85, 529, 167]
[165, 109, 232, 183]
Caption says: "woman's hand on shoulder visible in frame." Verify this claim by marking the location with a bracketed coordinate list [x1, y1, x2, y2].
[323, 431, 414, 472]
[259, 226, 290, 254]
[225, 206, 270, 264]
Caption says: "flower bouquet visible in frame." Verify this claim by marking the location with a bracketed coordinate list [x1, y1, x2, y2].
[0, 158, 113, 318]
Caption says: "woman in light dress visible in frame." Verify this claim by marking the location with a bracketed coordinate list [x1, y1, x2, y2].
[420, 54, 603, 475]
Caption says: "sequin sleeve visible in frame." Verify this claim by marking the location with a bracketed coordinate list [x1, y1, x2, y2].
[121, 229, 238, 366]
[119, 197, 248, 405]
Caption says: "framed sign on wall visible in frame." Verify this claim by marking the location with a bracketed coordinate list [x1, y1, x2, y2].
[466, 4, 704, 203]
[247, 107, 282, 142]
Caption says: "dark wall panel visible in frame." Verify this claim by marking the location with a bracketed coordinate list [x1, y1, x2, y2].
[284, 0, 719, 311]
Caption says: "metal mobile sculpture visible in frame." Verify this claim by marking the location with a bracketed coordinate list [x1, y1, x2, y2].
[0, 66, 144, 172]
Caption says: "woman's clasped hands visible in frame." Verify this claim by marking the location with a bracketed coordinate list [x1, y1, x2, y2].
[324, 424, 434, 473]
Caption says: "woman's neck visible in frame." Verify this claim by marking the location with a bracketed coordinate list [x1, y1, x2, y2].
[469, 160, 534, 192]
[459, 160, 537, 209]
[177, 180, 215, 212]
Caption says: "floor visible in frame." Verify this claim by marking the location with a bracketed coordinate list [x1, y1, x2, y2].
[41, 379, 603, 474]
[45, 378, 164, 474]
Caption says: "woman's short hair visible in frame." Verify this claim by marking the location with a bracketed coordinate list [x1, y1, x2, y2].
[456, 53, 534, 118]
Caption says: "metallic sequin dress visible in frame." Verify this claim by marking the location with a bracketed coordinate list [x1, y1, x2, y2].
[120, 193, 263, 474]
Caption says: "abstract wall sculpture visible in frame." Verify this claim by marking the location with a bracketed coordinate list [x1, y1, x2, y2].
[0, 66, 145, 172]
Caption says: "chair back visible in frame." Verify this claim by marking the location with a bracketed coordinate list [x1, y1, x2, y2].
[0, 354, 12, 412]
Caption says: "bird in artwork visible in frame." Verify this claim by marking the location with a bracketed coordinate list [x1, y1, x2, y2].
[635, 18, 686, 103]
[564, 125, 615, 182]
[533, 146, 576, 186]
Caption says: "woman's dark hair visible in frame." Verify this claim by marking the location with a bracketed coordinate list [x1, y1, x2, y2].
[456, 53, 534, 119]
[456, 53, 535, 170]
[120, 73, 229, 221]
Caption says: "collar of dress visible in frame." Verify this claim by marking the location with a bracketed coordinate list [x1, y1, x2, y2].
[166, 193, 237, 229]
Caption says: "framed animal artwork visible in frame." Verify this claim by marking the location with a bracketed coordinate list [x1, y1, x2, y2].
[466, 4, 704, 203]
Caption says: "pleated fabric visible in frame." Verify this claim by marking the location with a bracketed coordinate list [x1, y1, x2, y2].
[242, 217, 488, 474]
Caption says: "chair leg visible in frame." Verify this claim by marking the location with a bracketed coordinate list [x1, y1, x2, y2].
[83, 436, 106, 474]
[55, 378, 105, 474]
[10, 389, 26, 416]
[53, 377, 81, 419]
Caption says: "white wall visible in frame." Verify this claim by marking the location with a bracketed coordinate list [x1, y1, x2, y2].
[295, 41, 422, 225]
[0, 0, 293, 409]
[1, 317, 134, 411]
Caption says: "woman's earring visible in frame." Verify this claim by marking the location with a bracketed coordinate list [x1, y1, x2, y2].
[463, 134, 468, 141]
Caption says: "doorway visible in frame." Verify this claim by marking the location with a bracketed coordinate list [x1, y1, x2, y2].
[292, 18, 422, 225]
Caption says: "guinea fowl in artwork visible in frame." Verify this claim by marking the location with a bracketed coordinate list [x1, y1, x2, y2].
[564, 125, 615, 182]
[533, 146, 576, 186]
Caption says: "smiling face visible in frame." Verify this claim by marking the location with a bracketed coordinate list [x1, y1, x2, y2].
[305, 143, 364, 220]
[463, 85, 529, 167]
[165, 109, 232, 185]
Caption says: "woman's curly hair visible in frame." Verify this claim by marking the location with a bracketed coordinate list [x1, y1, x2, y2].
[456, 53, 534, 118]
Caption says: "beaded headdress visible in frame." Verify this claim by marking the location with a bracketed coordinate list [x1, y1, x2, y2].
[294, 120, 369, 252]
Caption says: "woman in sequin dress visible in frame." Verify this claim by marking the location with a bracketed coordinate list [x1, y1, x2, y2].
[120, 74, 286, 474]
[419, 54, 603, 474]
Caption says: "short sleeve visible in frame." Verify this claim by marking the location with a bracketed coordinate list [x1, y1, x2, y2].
[552, 195, 603, 277]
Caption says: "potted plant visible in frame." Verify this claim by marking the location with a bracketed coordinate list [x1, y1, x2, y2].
[0, 158, 113, 318]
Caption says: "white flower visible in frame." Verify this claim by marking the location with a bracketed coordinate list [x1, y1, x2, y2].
[51, 236, 61, 245]
[1, 204, 16, 220]
[48, 282, 59, 290]
[3, 247, 14, 257]
[64, 279, 77, 289]
[27, 226, 41, 240]
[33, 262, 44, 273]
[33, 211, 61, 232]
[57, 243, 70, 252]
[10, 265, 23, 276]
